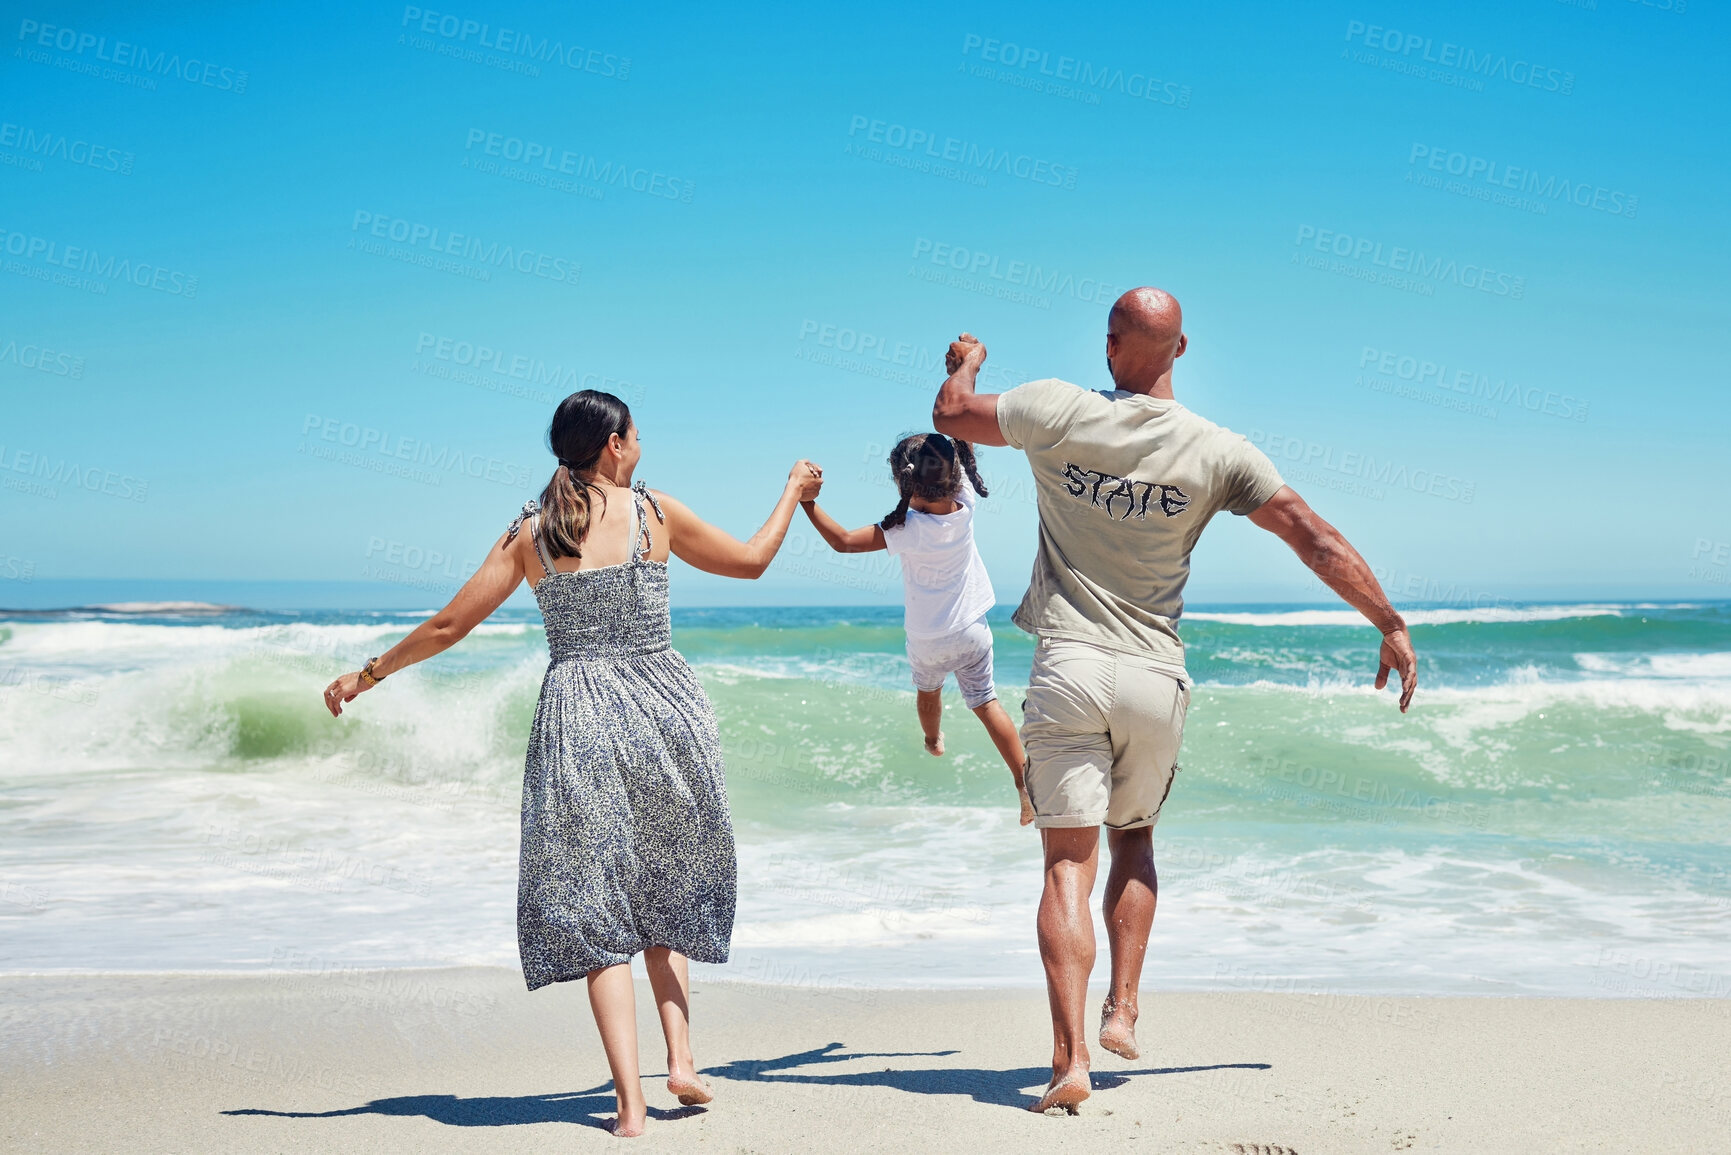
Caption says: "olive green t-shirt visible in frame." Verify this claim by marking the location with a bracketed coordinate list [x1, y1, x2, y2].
[998, 379, 1286, 675]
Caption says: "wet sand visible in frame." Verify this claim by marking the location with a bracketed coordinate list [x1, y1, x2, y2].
[2, 968, 1726, 1153]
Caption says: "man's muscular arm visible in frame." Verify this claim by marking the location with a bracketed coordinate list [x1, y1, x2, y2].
[932, 332, 1009, 447]
[1248, 486, 1418, 712]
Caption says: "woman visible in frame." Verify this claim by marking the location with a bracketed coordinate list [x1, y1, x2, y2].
[321, 389, 823, 1137]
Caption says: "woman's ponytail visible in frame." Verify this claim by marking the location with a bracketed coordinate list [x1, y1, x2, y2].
[534, 390, 632, 559]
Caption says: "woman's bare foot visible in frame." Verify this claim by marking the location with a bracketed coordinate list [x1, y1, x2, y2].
[924, 732, 944, 756]
[1017, 784, 1036, 826]
[610, 1109, 646, 1137]
[666, 1072, 713, 1106]
[1029, 1068, 1091, 1114]
[1098, 995, 1139, 1060]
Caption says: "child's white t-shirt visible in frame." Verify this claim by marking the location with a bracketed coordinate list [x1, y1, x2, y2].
[882, 477, 996, 640]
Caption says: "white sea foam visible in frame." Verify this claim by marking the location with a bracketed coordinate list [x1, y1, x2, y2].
[90, 601, 241, 614]
[4, 607, 1728, 992]
[0, 619, 411, 664]
[1576, 652, 1731, 679]
[1186, 604, 1630, 627]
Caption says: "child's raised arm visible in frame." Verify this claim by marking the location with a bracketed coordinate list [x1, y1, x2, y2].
[800, 499, 887, 554]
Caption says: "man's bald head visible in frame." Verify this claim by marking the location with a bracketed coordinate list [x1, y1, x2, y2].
[1108, 287, 1183, 343]
[1105, 287, 1186, 396]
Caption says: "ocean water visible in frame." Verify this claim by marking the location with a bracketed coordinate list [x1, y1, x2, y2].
[1, 600, 1727, 998]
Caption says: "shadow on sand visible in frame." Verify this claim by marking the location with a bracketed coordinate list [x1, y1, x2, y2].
[222, 1082, 702, 1132]
[222, 1044, 1272, 1127]
[707, 1042, 1272, 1109]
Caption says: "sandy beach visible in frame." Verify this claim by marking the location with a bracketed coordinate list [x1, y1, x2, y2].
[2, 969, 1726, 1153]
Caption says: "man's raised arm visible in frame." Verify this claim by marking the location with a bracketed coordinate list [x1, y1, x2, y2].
[932, 333, 1009, 447]
[1248, 486, 1419, 712]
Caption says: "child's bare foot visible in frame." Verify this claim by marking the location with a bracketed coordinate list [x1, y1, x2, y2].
[925, 732, 944, 756]
[666, 1072, 713, 1106]
[1098, 994, 1139, 1060]
[1017, 784, 1036, 826]
[1029, 1068, 1091, 1114]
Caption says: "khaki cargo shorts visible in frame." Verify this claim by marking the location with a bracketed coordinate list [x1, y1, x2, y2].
[1020, 638, 1190, 830]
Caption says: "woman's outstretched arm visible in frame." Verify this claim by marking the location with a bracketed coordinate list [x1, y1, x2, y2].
[323, 528, 526, 716]
[657, 460, 823, 579]
[801, 500, 886, 554]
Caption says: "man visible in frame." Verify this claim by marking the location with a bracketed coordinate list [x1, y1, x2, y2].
[932, 287, 1418, 1114]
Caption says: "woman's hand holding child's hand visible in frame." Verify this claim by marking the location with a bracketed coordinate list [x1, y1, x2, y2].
[788, 460, 824, 502]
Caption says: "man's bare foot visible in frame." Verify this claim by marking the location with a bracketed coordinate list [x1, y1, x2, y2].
[1098, 995, 1139, 1060]
[1017, 784, 1036, 826]
[666, 1073, 713, 1106]
[1029, 1069, 1091, 1114]
[925, 732, 944, 756]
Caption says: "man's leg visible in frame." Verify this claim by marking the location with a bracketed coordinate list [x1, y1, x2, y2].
[1033, 825, 1101, 1112]
[1096, 659, 1186, 1061]
[1099, 826, 1156, 1059]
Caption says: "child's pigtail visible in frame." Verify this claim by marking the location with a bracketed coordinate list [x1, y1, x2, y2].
[954, 439, 988, 498]
[880, 440, 920, 529]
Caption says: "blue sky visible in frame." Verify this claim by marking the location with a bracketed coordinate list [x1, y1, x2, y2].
[3, 0, 1727, 608]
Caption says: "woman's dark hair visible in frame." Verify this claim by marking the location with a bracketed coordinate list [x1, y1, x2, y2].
[879, 432, 988, 531]
[536, 389, 632, 559]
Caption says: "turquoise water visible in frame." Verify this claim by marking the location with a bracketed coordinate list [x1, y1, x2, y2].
[0, 601, 1726, 995]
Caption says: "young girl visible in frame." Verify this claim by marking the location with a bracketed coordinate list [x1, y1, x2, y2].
[801, 432, 1034, 825]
